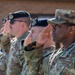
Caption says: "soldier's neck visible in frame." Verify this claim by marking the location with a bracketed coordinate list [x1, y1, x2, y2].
[15, 31, 26, 39]
[62, 38, 75, 49]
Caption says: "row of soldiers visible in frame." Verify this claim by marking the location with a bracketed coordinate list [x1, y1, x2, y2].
[0, 9, 75, 75]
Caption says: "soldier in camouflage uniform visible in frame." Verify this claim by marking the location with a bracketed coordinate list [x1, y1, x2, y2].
[23, 19, 55, 75]
[5, 11, 31, 75]
[35, 9, 75, 75]
[47, 9, 75, 75]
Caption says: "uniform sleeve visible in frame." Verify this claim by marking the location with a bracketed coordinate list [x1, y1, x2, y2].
[23, 42, 44, 75]
[0, 34, 10, 52]
[60, 49, 75, 75]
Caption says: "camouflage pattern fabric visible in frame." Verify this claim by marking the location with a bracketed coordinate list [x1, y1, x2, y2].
[6, 32, 29, 75]
[24, 48, 43, 75]
[49, 42, 75, 75]
[21, 62, 29, 75]
[6, 37, 22, 75]
[0, 34, 10, 53]
[0, 34, 10, 75]
[42, 46, 55, 75]
[0, 51, 9, 75]
[24, 42, 55, 75]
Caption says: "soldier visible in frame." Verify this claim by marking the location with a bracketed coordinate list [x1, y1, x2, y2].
[47, 9, 75, 75]
[5, 11, 31, 75]
[23, 19, 55, 75]
[34, 9, 75, 75]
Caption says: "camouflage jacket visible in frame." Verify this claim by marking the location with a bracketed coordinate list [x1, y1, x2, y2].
[42, 46, 55, 75]
[0, 51, 9, 75]
[0, 34, 10, 75]
[21, 62, 29, 75]
[6, 32, 28, 75]
[0, 34, 10, 53]
[23, 41, 55, 75]
[49, 42, 75, 75]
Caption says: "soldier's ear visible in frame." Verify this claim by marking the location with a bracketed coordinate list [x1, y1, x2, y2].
[69, 26, 75, 34]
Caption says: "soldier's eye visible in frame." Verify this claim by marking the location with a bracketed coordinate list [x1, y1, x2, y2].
[10, 20, 26, 24]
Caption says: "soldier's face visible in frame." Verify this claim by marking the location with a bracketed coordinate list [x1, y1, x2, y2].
[9, 18, 29, 36]
[9, 19, 26, 36]
[29, 26, 44, 42]
[9, 19, 21, 36]
[52, 23, 70, 43]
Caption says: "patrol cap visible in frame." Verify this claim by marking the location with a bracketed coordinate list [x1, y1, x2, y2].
[8, 11, 31, 20]
[48, 9, 75, 25]
[31, 18, 48, 27]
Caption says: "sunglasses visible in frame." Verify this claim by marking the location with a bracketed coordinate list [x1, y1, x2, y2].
[10, 19, 26, 24]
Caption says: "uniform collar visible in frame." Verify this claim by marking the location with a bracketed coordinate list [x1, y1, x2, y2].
[60, 42, 75, 58]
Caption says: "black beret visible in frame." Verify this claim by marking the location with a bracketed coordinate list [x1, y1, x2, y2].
[8, 11, 31, 20]
[31, 18, 48, 27]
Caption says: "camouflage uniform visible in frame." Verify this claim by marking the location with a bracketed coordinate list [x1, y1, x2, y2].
[0, 51, 8, 75]
[42, 46, 55, 75]
[49, 42, 75, 75]
[47, 9, 75, 75]
[21, 61, 29, 75]
[0, 34, 10, 75]
[6, 32, 29, 75]
[23, 41, 55, 75]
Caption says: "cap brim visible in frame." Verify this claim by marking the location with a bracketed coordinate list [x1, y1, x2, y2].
[48, 18, 66, 24]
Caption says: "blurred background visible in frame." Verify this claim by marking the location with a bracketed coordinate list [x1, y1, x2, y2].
[0, 0, 75, 27]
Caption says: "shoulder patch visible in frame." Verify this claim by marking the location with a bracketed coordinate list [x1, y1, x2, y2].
[24, 41, 36, 51]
